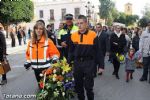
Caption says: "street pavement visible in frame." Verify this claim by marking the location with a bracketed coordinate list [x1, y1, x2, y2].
[0, 42, 150, 100]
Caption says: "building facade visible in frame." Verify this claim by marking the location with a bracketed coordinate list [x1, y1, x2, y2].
[29, 0, 86, 29]
[124, 3, 132, 15]
[26, 0, 99, 30]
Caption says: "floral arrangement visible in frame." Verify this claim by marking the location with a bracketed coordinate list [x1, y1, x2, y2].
[36, 58, 75, 100]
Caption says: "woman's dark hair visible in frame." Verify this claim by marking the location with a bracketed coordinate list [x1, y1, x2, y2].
[123, 28, 128, 33]
[36, 20, 45, 26]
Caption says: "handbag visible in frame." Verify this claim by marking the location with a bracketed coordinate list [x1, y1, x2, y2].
[0, 59, 11, 75]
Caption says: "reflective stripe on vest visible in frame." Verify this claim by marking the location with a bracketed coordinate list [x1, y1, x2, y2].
[29, 40, 51, 69]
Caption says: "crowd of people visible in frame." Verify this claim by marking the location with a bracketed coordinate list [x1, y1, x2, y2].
[0, 14, 150, 100]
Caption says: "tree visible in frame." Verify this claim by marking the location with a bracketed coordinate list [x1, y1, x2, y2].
[0, 0, 34, 37]
[114, 12, 126, 24]
[138, 17, 149, 28]
[99, 0, 115, 25]
[114, 12, 139, 26]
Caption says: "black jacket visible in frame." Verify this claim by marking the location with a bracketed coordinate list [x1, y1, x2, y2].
[96, 31, 109, 55]
[110, 33, 126, 54]
[68, 30, 103, 67]
[47, 30, 56, 45]
[0, 32, 6, 61]
[132, 35, 140, 52]
[95, 31, 109, 68]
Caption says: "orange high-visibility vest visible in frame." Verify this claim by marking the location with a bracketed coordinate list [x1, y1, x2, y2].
[26, 36, 60, 69]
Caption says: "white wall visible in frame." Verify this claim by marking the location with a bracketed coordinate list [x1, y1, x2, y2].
[34, 0, 86, 29]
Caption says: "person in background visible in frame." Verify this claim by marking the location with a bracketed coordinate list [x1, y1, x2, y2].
[103, 26, 108, 32]
[139, 21, 150, 83]
[28, 28, 31, 39]
[22, 28, 26, 44]
[58, 14, 78, 59]
[132, 27, 140, 52]
[10, 28, 16, 47]
[125, 48, 141, 82]
[47, 24, 56, 45]
[110, 25, 126, 79]
[122, 28, 131, 54]
[95, 23, 109, 76]
[17, 27, 22, 45]
[0, 26, 7, 85]
[24, 22, 60, 87]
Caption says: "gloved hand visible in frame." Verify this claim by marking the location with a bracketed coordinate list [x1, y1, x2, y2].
[24, 63, 31, 70]
[51, 56, 59, 64]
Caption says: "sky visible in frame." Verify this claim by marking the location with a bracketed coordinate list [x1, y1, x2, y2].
[89, 0, 150, 17]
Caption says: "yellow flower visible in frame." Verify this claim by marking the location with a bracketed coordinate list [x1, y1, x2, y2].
[53, 74, 57, 78]
[62, 65, 71, 73]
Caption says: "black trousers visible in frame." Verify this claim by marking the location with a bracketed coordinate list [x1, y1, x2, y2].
[142, 56, 150, 80]
[33, 68, 48, 83]
[112, 54, 120, 76]
[1, 74, 7, 80]
[11, 38, 15, 47]
[0, 55, 7, 81]
[18, 38, 22, 45]
[73, 60, 95, 100]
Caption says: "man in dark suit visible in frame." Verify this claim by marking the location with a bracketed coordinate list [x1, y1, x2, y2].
[95, 23, 109, 76]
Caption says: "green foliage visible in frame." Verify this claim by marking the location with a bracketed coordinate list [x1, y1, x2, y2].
[99, 0, 139, 26]
[138, 17, 150, 28]
[114, 12, 139, 26]
[0, 0, 34, 24]
[99, 0, 119, 25]
[99, 0, 114, 19]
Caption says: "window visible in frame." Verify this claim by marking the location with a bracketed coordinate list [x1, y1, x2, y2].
[50, 9, 54, 20]
[39, 10, 44, 18]
[61, 8, 66, 20]
[75, 8, 80, 19]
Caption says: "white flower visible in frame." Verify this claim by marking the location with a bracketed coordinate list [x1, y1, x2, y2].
[62, 71, 65, 75]
[72, 78, 74, 81]
[57, 81, 62, 86]
[53, 77, 56, 82]
[62, 92, 65, 96]
[53, 74, 57, 78]
[53, 69, 56, 74]
[39, 73, 43, 77]
[66, 80, 68, 82]
[54, 91, 59, 97]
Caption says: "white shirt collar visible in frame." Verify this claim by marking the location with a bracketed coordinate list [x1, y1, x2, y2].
[97, 31, 102, 37]
[115, 31, 121, 37]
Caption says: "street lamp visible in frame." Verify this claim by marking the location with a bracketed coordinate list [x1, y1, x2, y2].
[85, 1, 94, 25]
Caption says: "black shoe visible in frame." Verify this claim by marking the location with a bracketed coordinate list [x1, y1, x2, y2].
[98, 72, 103, 76]
[112, 72, 115, 75]
[139, 78, 147, 82]
[130, 76, 133, 80]
[0, 80, 7, 85]
[126, 79, 129, 83]
[116, 75, 120, 79]
[93, 74, 97, 78]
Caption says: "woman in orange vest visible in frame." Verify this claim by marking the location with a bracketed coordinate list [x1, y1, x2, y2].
[24, 22, 60, 85]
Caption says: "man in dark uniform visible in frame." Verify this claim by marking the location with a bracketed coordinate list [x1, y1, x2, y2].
[68, 15, 102, 100]
[58, 14, 78, 59]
